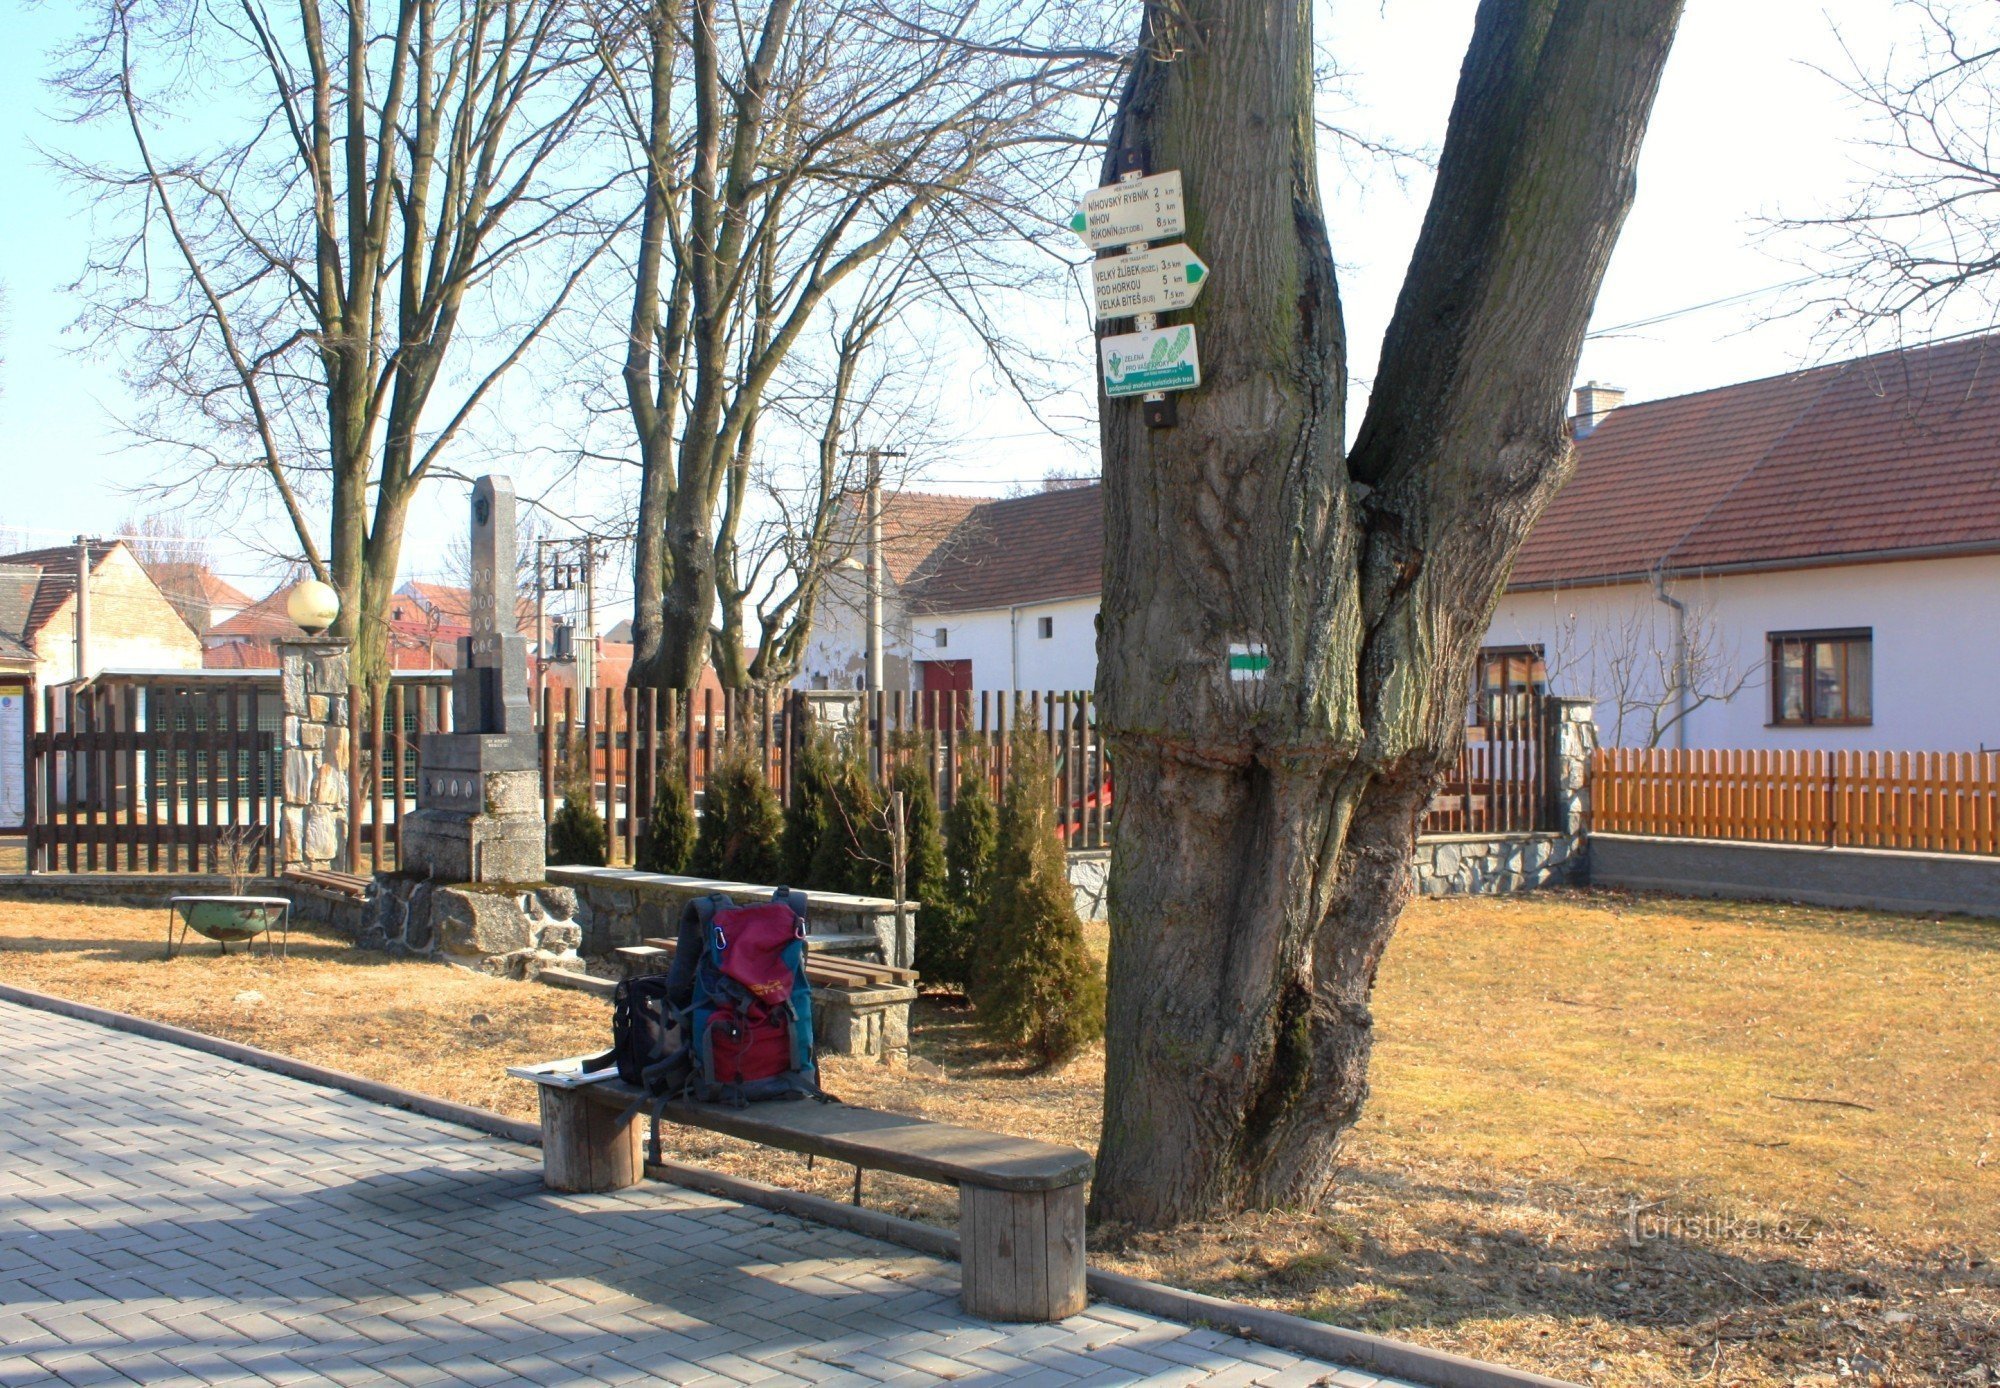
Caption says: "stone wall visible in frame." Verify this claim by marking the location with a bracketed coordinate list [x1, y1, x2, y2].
[548, 865, 911, 966]
[307, 874, 586, 977]
[278, 638, 351, 872]
[1067, 850, 1109, 921]
[1411, 832, 1583, 896]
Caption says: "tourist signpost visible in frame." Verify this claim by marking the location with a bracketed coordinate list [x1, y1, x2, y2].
[1070, 171, 1185, 251]
[1101, 325, 1201, 398]
[1091, 244, 1210, 318]
[1075, 161, 1205, 427]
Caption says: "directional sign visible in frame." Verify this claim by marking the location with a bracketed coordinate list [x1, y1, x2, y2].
[1101, 324, 1201, 398]
[1070, 171, 1185, 251]
[1092, 244, 1210, 319]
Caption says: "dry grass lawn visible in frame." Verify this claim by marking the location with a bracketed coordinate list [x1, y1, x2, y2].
[1, 887, 1994, 1387]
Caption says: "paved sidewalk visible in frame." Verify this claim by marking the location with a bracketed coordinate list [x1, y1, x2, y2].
[0, 1000, 1407, 1387]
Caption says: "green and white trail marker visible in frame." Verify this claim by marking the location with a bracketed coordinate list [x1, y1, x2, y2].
[1071, 171, 1186, 251]
[1227, 642, 1271, 683]
[1091, 244, 1211, 319]
[1100, 324, 1201, 398]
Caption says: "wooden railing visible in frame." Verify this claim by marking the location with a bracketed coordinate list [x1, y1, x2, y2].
[1593, 747, 2000, 855]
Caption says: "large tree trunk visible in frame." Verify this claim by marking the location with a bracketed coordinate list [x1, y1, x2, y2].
[1092, 0, 1683, 1229]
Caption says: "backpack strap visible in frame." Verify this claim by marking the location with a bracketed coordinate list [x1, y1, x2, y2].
[667, 892, 735, 1008]
[770, 886, 808, 937]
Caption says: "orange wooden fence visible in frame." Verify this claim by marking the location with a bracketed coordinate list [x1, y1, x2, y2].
[1592, 748, 2000, 855]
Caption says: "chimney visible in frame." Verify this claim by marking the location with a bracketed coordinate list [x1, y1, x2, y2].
[1571, 380, 1625, 439]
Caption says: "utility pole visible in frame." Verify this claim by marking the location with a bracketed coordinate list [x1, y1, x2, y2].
[582, 537, 599, 693]
[74, 537, 92, 682]
[846, 447, 907, 691]
[534, 542, 547, 703]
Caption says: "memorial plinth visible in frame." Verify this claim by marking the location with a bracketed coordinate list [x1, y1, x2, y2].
[400, 475, 547, 884]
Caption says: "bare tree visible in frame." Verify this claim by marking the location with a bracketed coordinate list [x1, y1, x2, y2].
[584, 0, 1119, 693]
[1093, 0, 1685, 1228]
[118, 511, 213, 573]
[1784, 1, 2000, 342]
[1537, 586, 1758, 748]
[51, 1, 614, 686]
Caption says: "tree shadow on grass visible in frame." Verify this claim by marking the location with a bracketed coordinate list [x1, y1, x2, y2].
[1126, 1158, 1998, 1385]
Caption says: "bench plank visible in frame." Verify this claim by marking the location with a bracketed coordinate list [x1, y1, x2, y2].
[283, 867, 369, 900]
[581, 1077, 1090, 1193]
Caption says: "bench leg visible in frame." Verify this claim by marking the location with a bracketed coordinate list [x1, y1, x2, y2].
[958, 1182, 1087, 1322]
[538, 1088, 643, 1193]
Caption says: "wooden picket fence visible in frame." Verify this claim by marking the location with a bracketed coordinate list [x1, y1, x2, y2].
[1593, 747, 2000, 855]
[347, 685, 1115, 874]
[1420, 695, 1549, 835]
[21, 682, 279, 874]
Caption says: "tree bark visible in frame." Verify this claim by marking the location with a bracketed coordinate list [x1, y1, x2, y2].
[1092, 0, 1683, 1229]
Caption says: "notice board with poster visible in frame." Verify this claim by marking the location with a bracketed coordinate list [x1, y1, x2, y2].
[0, 685, 25, 831]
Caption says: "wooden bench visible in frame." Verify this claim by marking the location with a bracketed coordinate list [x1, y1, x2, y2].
[281, 867, 371, 899]
[511, 1059, 1091, 1322]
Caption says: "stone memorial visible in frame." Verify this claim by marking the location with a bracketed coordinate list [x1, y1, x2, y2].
[399, 476, 547, 884]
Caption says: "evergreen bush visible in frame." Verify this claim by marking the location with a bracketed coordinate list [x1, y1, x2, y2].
[636, 746, 697, 875]
[547, 733, 608, 867]
[934, 745, 1000, 989]
[970, 731, 1105, 1066]
[808, 740, 889, 895]
[691, 740, 787, 883]
[782, 728, 840, 883]
[892, 748, 956, 984]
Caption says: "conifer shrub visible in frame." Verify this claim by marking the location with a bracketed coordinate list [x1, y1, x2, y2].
[933, 745, 1000, 990]
[970, 731, 1105, 1066]
[892, 748, 956, 984]
[636, 746, 697, 875]
[547, 733, 608, 867]
[782, 728, 840, 883]
[808, 741, 890, 895]
[691, 740, 787, 883]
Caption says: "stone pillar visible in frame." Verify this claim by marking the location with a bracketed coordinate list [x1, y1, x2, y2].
[280, 638, 351, 872]
[1542, 695, 1598, 839]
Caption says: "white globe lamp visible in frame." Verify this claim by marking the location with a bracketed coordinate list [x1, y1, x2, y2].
[287, 580, 341, 636]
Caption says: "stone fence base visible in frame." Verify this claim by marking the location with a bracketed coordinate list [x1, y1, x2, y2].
[1066, 830, 1585, 915]
[1412, 832, 1584, 897]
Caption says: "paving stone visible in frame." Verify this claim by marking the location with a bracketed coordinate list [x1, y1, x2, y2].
[0, 999, 1420, 1387]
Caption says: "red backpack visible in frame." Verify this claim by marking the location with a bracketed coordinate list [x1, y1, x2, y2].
[672, 889, 821, 1105]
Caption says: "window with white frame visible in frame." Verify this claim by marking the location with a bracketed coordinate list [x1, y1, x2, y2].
[1037, 616, 1053, 639]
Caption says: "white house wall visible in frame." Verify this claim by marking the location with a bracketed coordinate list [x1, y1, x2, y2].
[804, 550, 2000, 751]
[1488, 553, 2000, 751]
[906, 597, 1099, 692]
[802, 584, 1102, 696]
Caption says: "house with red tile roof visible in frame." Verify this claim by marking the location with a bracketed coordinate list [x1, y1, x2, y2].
[0, 541, 202, 686]
[141, 563, 255, 637]
[809, 334, 2000, 751]
[205, 581, 465, 670]
[799, 486, 1096, 693]
[1490, 332, 2000, 749]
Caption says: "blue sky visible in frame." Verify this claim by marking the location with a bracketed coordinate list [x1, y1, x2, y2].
[0, 1, 1944, 614]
